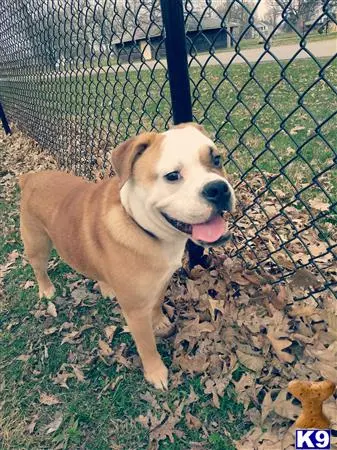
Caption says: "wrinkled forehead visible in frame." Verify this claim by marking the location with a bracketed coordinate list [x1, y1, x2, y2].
[156, 126, 216, 173]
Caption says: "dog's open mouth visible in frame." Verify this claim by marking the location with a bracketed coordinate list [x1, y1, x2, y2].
[161, 212, 231, 246]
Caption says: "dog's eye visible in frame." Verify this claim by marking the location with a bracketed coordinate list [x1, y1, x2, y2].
[164, 171, 181, 182]
[212, 155, 222, 167]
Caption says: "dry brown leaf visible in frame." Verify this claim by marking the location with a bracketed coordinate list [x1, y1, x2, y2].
[150, 414, 184, 444]
[53, 371, 74, 389]
[242, 271, 261, 285]
[44, 326, 58, 336]
[98, 339, 113, 356]
[324, 399, 337, 430]
[288, 304, 317, 317]
[208, 297, 225, 320]
[185, 412, 202, 430]
[136, 410, 166, 431]
[23, 280, 35, 289]
[176, 354, 209, 374]
[61, 331, 81, 345]
[26, 414, 39, 434]
[186, 279, 200, 299]
[261, 390, 273, 424]
[270, 285, 290, 310]
[290, 125, 305, 134]
[204, 379, 220, 408]
[186, 386, 199, 405]
[309, 199, 330, 212]
[267, 330, 295, 364]
[44, 412, 63, 434]
[273, 389, 301, 420]
[236, 349, 265, 373]
[175, 317, 214, 345]
[231, 271, 251, 285]
[104, 325, 117, 342]
[39, 393, 61, 405]
[314, 362, 337, 384]
[46, 301, 57, 318]
[17, 354, 30, 362]
[72, 365, 85, 382]
[325, 310, 337, 336]
[140, 392, 161, 410]
[290, 268, 321, 290]
[8, 250, 19, 262]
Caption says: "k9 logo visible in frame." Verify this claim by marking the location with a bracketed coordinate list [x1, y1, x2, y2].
[296, 429, 331, 450]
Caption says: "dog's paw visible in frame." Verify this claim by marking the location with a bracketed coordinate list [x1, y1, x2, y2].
[153, 313, 175, 337]
[39, 284, 56, 300]
[144, 361, 168, 390]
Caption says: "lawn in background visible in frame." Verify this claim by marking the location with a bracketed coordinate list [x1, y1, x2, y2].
[41, 56, 336, 203]
[220, 30, 337, 52]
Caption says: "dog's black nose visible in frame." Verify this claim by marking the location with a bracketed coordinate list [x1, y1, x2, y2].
[201, 181, 231, 210]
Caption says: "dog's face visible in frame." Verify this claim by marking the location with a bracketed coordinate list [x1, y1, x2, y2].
[112, 124, 235, 246]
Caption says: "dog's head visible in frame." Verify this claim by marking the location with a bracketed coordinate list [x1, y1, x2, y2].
[112, 123, 235, 246]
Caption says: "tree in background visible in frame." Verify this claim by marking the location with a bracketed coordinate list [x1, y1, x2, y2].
[264, 0, 283, 28]
[266, 0, 320, 32]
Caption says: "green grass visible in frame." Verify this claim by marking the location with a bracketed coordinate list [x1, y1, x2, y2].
[220, 30, 337, 52]
[0, 184, 250, 449]
[41, 56, 336, 208]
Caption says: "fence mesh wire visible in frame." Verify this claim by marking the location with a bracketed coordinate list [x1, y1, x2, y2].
[0, 0, 336, 304]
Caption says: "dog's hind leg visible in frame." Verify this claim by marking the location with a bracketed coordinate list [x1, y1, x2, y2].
[20, 218, 55, 299]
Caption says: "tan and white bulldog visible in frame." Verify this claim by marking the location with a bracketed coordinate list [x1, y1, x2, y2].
[19, 123, 235, 389]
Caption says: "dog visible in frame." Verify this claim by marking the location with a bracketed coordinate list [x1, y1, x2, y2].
[19, 123, 235, 389]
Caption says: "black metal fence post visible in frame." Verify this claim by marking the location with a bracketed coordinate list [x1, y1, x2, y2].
[159, 0, 192, 124]
[160, 0, 205, 268]
[0, 102, 11, 135]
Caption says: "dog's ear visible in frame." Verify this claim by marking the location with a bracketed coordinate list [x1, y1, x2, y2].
[111, 132, 156, 187]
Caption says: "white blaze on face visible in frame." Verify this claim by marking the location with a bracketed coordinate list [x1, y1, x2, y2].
[149, 126, 231, 223]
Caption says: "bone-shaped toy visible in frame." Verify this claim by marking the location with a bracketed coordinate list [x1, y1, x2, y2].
[288, 379, 336, 429]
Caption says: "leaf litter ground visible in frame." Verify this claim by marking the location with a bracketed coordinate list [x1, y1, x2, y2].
[0, 128, 336, 449]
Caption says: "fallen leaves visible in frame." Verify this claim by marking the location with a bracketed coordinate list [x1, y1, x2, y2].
[98, 339, 113, 357]
[266, 330, 295, 364]
[104, 324, 117, 341]
[46, 301, 57, 318]
[309, 198, 330, 212]
[290, 125, 306, 134]
[44, 412, 63, 434]
[39, 393, 62, 405]
[17, 354, 30, 362]
[26, 414, 39, 434]
[61, 324, 93, 345]
[236, 349, 265, 373]
[71, 365, 85, 382]
[23, 280, 35, 289]
[185, 411, 202, 430]
[53, 370, 75, 389]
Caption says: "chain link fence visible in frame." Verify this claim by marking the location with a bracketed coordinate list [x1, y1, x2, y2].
[0, 0, 336, 304]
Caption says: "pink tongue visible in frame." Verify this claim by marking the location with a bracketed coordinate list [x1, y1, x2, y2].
[192, 215, 227, 243]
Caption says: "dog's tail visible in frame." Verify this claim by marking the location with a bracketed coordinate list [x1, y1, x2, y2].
[18, 173, 31, 190]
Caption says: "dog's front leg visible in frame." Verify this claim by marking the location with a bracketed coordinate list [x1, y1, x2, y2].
[123, 306, 168, 390]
